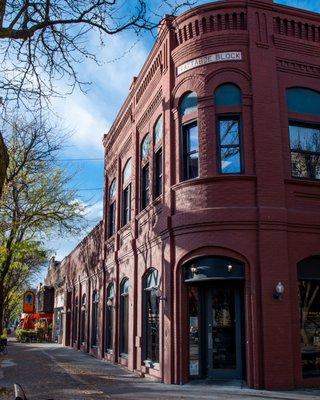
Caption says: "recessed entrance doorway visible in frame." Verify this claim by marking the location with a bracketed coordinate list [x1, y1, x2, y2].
[185, 257, 245, 381]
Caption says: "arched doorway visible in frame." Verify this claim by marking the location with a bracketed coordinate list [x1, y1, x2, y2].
[184, 256, 245, 380]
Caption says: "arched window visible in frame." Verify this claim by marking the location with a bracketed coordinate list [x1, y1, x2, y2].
[180, 92, 199, 181]
[80, 294, 86, 344]
[287, 88, 320, 116]
[108, 179, 117, 237]
[73, 296, 79, 343]
[122, 159, 132, 226]
[105, 283, 115, 352]
[154, 116, 163, 198]
[120, 278, 129, 356]
[214, 83, 242, 107]
[214, 83, 243, 174]
[179, 91, 198, 116]
[143, 269, 160, 365]
[91, 290, 99, 347]
[287, 88, 320, 180]
[297, 256, 320, 378]
[141, 135, 150, 210]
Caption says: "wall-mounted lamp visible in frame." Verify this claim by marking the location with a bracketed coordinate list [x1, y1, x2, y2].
[190, 265, 198, 275]
[227, 264, 233, 273]
[273, 281, 285, 300]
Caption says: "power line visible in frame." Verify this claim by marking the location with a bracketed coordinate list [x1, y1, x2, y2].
[57, 158, 104, 162]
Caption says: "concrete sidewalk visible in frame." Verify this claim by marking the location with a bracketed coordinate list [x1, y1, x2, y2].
[1, 338, 320, 399]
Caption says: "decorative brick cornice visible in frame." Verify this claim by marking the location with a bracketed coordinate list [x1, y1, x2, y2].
[276, 57, 320, 78]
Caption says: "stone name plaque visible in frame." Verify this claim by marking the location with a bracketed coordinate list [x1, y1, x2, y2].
[177, 51, 242, 75]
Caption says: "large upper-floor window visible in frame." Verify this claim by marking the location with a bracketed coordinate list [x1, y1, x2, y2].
[215, 84, 243, 174]
[287, 88, 320, 180]
[108, 179, 117, 237]
[120, 278, 129, 356]
[91, 290, 99, 347]
[122, 159, 132, 226]
[154, 116, 163, 198]
[105, 283, 115, 352]
[179, 92, 199, 181]
[144, 269, 160, 365]
[141, 135, 150, 210]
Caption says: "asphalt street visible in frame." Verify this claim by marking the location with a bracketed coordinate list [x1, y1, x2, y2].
[1, 338, 320, 400]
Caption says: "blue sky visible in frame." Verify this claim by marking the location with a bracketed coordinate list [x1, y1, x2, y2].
[45, 0, 319, 269]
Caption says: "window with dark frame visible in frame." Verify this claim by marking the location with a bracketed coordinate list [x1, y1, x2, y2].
[141, 135, 150, 211]
[286, 88, 320, 180]
[289, 122, 320, 180]
[105, 283, 114, 352]
[182, 122, 199, 180]
[80, 294, 86, 344]
[108, 179, 117, 237]
[122, 184, 131, 225]
[143, 269, 160, 365]
[122, 159, 132, 226]
[91, 290, 99, 347]
[155, 149, 162, 198]
[73, 297, 78, 343]
[154, 116, 163, 198]
[120, 279, 129, 356]
[217, 116, 242, 174]
[141, 164, 150, 209]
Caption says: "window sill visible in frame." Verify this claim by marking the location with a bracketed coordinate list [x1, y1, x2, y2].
[285, 178, 320, 186]
[173, 175, 256, 190]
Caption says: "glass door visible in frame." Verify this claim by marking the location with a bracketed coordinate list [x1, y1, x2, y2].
[188, 283, 244, 380]
[207, 284, 243, 379]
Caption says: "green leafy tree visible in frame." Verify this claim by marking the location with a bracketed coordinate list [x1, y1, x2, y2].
[0, 115, 85, 333]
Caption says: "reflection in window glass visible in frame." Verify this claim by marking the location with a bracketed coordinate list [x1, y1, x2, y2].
[289, 124, 320, 180]
[109, 179, 117, 201]
[144, 269, 160, 364]
[179, 92, 198, 116]
[154, 116, 163, 145]
[141, 135, 150, 160]
[141, 164, 150, 209]
[299, 280, 320, 377]
[123, 159, 132, 185]
[183, 122, 199, 180]
[188, 286, 199, 376]
[218, 117, 241, 173]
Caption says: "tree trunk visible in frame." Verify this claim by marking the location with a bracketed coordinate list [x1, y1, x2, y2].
[0, 132, 8, 198]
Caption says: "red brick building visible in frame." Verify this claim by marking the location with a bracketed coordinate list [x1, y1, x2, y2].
[65, 0, 320, 390]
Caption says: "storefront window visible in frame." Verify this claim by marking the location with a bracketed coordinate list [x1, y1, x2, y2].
[105, 283, 114, 352]
[144, 269, 160, 364]
[298, 256, 320, 378]
[188, 286, 200, 376]
[299, 280, 320, 377]
[120, 278, 129, 356]
[80, 294, 86, 344]
[91, 290, 99, 347]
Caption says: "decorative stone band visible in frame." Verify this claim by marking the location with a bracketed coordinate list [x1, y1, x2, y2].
[176, 51, 242, 76]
